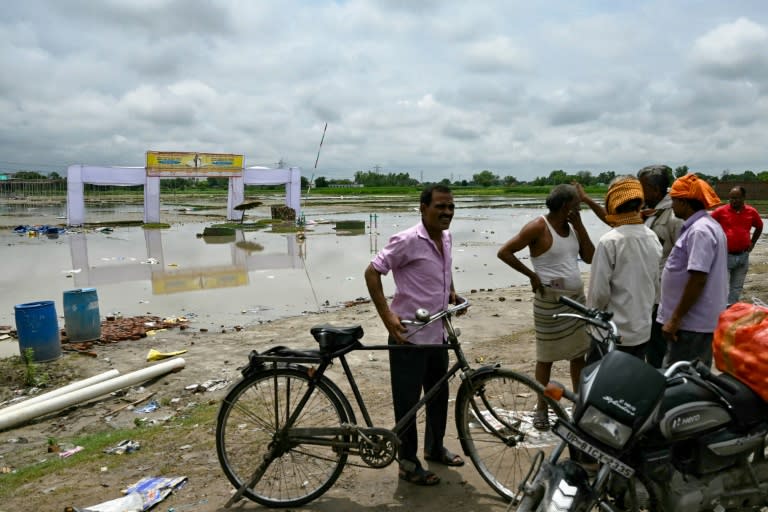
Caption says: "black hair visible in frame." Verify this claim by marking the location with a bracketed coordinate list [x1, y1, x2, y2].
[545, 184, 577, 212]
[420, 184, 452, 206]
[637, 165, 673, 192]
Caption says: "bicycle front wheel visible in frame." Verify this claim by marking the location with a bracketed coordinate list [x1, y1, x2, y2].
[455, 368, 568, 502]
[216, 366, 351, 508]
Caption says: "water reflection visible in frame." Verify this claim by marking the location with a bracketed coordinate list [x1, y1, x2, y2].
[68, 228, 302, 294]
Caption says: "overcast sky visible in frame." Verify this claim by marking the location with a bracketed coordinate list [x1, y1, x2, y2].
[2, 1, 767, 182]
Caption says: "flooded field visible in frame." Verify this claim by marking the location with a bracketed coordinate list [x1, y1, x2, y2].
[0, 195, 610, 339]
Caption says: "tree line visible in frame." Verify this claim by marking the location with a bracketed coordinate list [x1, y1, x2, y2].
[314, 166, 768, 188]
[8, 167, 768, 190]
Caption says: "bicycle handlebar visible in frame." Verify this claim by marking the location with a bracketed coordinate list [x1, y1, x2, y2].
[554, 296, 618, 337]
[401, 298, 470, 327]
[558, 295, 591, 315]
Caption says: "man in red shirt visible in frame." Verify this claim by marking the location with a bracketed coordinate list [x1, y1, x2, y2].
[711, 186, 764, 305]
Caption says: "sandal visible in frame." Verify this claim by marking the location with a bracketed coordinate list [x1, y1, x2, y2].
[398, 464, 441, 486]
[424, 448, 465, 467]
[533, 408, 550, 431]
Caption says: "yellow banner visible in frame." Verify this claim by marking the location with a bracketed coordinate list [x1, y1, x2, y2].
[146, 151, 243, 177]
[152, 266, 249, 294]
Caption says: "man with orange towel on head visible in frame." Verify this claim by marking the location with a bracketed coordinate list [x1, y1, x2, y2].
[657, 173, 727, 367]
[585, 176, 662, 362]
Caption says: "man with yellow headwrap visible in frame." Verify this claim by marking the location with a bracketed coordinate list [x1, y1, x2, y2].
[585, 176, 662, 361]
[657, 173, 727, 367]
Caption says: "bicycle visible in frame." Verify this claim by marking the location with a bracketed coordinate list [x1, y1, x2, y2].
[215, 298, 568, 508]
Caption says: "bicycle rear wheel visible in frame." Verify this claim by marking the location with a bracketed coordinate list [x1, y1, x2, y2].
[216, 366, 351, 508]
[455, 368, 568, 502]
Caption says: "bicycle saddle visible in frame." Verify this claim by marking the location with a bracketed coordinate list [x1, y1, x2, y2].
[310, 324, 364, 352]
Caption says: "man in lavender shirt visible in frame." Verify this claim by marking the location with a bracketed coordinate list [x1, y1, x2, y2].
[657, 174, 727, 367]
[364, 185, 464, 487]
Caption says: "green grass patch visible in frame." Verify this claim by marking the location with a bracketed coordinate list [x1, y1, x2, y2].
[142, 223, 171, 229]
[0, 403, 218, 499]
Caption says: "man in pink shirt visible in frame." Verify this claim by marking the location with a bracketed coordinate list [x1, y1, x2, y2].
[365, 185, 464, 487]
[711, 186, 764, 305]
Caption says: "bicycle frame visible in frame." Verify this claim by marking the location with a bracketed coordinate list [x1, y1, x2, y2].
[241, 302, 515, 453]
[221, 299, 565, 507]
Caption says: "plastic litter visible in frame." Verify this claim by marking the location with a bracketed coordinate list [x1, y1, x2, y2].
[104, 440, 141, 455]
[185, 378, 228, 393]
[133, 400, 159, 413]
[59, 445, 84, 458]
[79, 475, 186, 511]
[146, 348, 187, 362]
[80, 491, 144, 512]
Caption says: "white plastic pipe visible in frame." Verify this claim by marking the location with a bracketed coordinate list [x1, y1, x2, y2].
[0, 358, 185, 431]
[0, 369, 120, 414]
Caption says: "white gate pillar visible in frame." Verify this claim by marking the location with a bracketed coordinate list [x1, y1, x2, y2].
[227, 176, 245, 221]
[66, 165, 85, 226]
[144, 176, 161, 223]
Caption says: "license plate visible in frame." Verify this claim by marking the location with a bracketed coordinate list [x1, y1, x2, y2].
[553, 421, 634, 479]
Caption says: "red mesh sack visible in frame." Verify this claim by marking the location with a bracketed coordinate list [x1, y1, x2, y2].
[713, 302, 768, 400]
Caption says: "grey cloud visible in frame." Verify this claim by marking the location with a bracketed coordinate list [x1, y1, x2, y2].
[549, 107, 601, 126]
[442, 124, 482, 140]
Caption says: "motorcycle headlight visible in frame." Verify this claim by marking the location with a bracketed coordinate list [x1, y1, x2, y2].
[577, 405, 632, 449]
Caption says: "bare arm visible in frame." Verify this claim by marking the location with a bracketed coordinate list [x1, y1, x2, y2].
[497, 222, 543, 293]
[569, 209, 595, 264]
[751, 213, 763, 251]
[574, 182, 608, 226]
[661, 271, 708, 341]
[364, 263, 408, 343]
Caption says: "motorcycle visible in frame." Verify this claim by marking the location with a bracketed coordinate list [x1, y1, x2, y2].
[515, 296, 768, 512]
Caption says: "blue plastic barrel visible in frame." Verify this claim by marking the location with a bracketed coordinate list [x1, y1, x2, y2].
[63, 288, 101, 342]
[14, 301, 61, 362]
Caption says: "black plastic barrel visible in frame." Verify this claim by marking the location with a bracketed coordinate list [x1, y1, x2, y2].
[14, 301, 61, 362]
[63, 288, 101, 342]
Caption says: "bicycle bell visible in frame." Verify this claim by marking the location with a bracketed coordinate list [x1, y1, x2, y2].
[415, 308, 430, 322]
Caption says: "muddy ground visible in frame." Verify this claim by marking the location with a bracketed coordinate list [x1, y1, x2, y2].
[0, 242, 766, 512]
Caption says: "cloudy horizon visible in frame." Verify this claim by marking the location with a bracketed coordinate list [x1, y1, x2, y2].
[1, 1, 767, 182]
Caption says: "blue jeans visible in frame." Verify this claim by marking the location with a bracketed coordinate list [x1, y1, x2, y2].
[727, 252, 750, 305]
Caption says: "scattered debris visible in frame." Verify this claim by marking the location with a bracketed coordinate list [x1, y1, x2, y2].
[185, 378, 228, 393]
[104, 440, 141, 455]
[343, 297, 370, 308]
[61, 315, 189, 351]
[59, 445, 84, 458]
[13, 225, 67, 235]
[133, 400, 159, 414]
[106, 392, 157, 417]
[146, 348, 187, 361]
